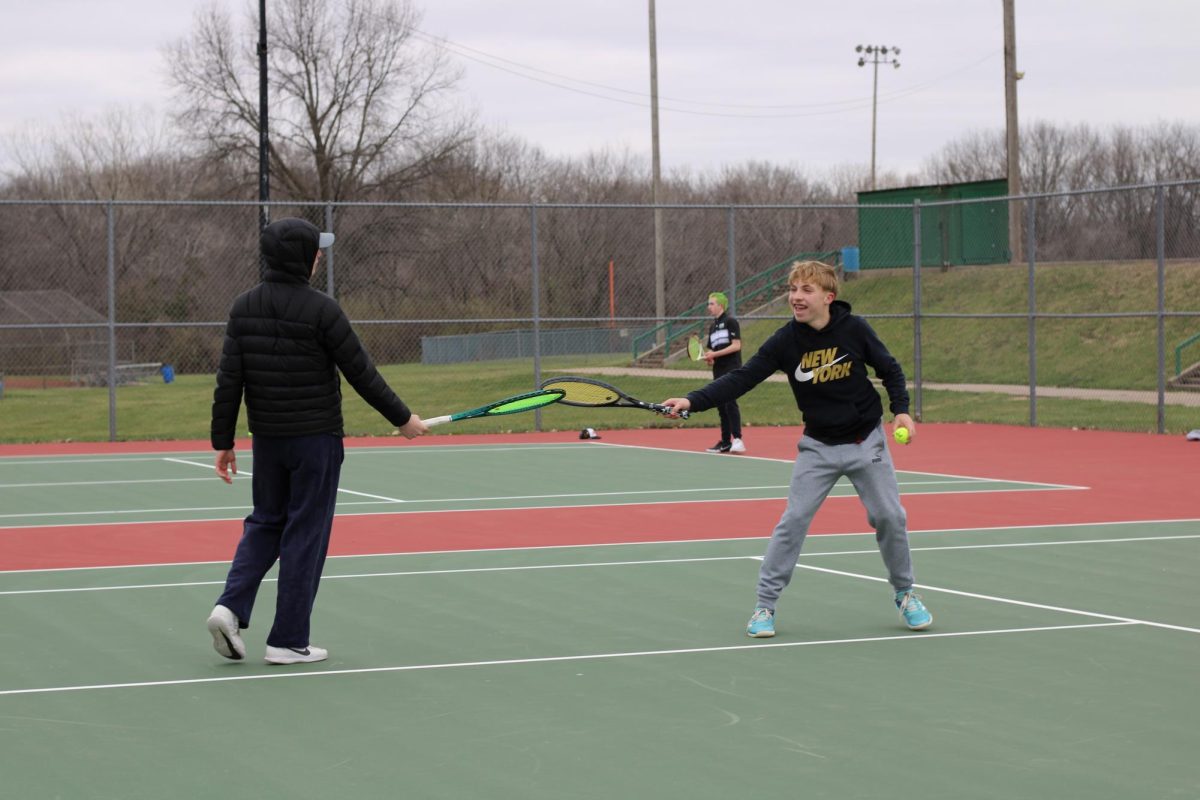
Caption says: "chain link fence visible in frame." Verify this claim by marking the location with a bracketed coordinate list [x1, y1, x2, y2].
[1, 181, 1198, 440]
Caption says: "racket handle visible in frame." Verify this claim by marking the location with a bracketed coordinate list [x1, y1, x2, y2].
[424, 415, 452, 427]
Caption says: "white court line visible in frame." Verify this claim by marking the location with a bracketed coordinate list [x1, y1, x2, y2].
[6, 532, 1200, 594]
[0, 621, 1133, 698]
[0, 444, 1080, 525]
[0, 479, 1076, 525]
[0, 477, 215, 489]
[785, 561, 1200, 635]
[163, 457, 407, 504]
[0, 556, 748, 594]
[0, 455, 211, 466]
[0, 500, 397, 520]
[890, 467, 1088, 490]
[0, 444, 593, 468]
[5, 517, 1197, 575]
[587, 441, 1087, 489]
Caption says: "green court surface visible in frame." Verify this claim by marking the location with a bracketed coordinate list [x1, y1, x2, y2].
[2, 520, 1198, 799]
[0, 442, 1076, 527]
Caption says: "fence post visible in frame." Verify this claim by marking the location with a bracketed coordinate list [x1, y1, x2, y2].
[324, 203, 335, 297]
[911, 199, 922, 420]
[106, 201, 118, 441]
[1026, 197, 1037, 427]
[1156, 185, 1166, 434]
[727, 206, 737, 315]
[530, 204, 543, 431]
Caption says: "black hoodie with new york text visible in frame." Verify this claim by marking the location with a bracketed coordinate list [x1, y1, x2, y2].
[685, 300, 908, 445]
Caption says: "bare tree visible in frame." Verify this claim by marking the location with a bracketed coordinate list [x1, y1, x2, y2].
[166, 0, 474, 201]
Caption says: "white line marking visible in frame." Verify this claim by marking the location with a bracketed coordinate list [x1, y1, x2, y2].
[0, 477, 216, 489]
[6, 532, 1199, 593]
[0, 556, 753, 596]
[165, 456, 407, 503]
[0, 481, 1074, 524]
[7, 517, 1198, 576]
[336, 488, 407, 503]
[0, 444, 592, 468]
[787, 562, 1200, 635]
[890, 467, 1088, 490]
[0, 622, 1132, 697]
[162, 457, 215, 470]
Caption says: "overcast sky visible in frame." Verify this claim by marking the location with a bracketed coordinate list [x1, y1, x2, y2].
[3, 0, 1197, 179]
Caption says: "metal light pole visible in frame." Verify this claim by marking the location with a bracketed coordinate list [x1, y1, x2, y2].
[258, 0, 270, 233]
[856, 44, 900, 191]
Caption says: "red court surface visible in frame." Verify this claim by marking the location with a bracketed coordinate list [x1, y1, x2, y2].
[1, 422, 1195, 571]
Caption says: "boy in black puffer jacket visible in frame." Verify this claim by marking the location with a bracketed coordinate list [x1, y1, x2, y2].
[206, 218, 427, 665]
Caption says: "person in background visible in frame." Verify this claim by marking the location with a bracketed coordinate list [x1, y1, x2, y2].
[702, 291, 745, 454]
[662, 261, 929, 638]
[207, 217, 427, 665]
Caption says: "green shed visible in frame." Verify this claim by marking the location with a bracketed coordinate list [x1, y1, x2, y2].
[856, 178, 1010, 269]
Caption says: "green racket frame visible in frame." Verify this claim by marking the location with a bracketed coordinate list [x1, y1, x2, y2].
[425, 388, 564, 427]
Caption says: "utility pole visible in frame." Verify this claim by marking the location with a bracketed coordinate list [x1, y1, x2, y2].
[648, 0, 665, 345]
[1003, 0, 1022, 261]
[856, 44, 900, 191]
[257, 0, 270, 277]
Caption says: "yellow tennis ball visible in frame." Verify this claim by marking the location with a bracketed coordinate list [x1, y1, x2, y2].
[894, 427, 910, 445]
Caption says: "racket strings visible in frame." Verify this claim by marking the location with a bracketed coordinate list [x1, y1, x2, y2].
[540, 380, 618, 406]
[486, 392, 562, 415]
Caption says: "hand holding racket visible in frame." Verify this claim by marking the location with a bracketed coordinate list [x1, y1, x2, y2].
[660, 397, 691, 418]
[687, 335, 704, 362]
[424, 388, 564, 427]
[539, 376, 688, 419]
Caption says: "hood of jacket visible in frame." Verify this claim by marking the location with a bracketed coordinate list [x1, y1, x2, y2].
[819, 299, 853, 330]
[260, 217, 320, 283]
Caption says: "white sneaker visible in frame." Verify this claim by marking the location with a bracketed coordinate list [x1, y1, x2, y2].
[206, 604, 245, 660]
[729, 438, 746, 454]
[265, 645, 329, 665]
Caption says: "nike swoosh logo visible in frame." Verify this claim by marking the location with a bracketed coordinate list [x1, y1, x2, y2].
[795, 354, 849, 382]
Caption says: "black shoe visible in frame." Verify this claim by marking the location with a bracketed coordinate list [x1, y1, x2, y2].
[706, 441, 732, 453]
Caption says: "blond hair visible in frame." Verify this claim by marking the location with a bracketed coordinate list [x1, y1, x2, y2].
[787, 260, 839, 296]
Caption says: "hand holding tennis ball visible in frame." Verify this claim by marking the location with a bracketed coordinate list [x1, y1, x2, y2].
[892, 413, 915, 445]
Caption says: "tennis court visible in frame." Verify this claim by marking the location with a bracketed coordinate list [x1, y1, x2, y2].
[1, 424, 1196, 799]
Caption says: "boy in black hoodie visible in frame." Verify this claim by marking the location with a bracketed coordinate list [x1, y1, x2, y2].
[207, 218, 427, 665]
[662, 260, 931, 637]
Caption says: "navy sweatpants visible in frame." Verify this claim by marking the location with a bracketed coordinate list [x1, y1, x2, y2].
[215, 433, 344, 648]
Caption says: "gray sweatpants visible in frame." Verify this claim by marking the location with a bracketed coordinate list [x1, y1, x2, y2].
[756, 424, 913, 609]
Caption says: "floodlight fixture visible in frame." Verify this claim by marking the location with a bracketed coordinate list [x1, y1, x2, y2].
[853, 43, 902, 191]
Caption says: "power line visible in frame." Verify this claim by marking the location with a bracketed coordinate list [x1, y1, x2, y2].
[411, 27, 999, 119]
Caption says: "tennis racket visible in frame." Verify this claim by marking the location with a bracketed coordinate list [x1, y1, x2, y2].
[538, 376, 689, 419]
[687, 335, 704, 361]
[424, 388, 564, 427]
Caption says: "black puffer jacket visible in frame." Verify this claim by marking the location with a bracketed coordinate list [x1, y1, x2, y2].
[211, 218, 411, 450]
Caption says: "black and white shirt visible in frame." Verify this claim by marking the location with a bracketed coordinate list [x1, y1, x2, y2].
[707, 312, 742, 376]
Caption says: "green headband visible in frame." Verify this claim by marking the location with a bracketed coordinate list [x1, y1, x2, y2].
[708, 292, 728, 309]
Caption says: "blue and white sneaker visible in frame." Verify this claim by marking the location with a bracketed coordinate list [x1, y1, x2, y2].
[895, 590, 932, 630]
[747, 607, 776, 638]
